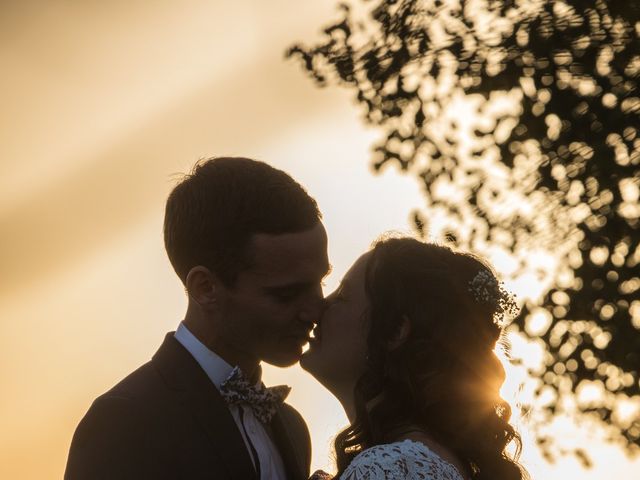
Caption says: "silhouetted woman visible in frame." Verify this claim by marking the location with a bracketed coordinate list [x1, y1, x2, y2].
[302, 237, 528, 480]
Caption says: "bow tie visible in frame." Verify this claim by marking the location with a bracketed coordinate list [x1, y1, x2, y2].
[219, 366, 291, 423]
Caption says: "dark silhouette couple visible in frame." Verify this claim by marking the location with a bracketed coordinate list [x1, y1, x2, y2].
[65, 157, 527, 480]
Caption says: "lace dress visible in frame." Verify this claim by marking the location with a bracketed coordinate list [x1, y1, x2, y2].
[333, 439, 466, 480]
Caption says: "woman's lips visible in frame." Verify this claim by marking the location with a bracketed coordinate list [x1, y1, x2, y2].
[310, 325, 321, 343]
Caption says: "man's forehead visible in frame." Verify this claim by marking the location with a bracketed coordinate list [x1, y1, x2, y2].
[245, 224, 329, 276]
[251, 223, 327, 252]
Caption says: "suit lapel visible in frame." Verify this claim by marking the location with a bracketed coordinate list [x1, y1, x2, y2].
[270, 405, 306, 480]
[152, 333, 257, 480]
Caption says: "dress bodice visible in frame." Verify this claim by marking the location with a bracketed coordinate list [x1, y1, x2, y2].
[339, 439, 466, 480]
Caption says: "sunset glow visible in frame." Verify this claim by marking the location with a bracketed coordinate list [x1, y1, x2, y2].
[1, 2, 638, 479]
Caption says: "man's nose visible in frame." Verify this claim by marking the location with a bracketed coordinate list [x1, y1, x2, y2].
[298, 290, 326, 324]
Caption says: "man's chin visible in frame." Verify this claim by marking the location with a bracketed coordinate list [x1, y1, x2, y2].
[298, 352, 311, 372]
[298, 347, 320, 374]
[263, 349, 303, 368]
[265, 357, 299, 368]
[262, 336, 316, 367]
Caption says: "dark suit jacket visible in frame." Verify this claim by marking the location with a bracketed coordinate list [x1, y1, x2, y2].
[65, 333, 311, 479]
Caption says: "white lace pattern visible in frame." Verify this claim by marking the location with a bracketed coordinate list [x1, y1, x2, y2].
[340, 439, 466, 480]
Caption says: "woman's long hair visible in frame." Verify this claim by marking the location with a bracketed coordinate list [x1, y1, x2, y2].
[333, 237, 527, 480]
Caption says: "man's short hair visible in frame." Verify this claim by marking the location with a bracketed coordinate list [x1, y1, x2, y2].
[164, 157, 322, 286]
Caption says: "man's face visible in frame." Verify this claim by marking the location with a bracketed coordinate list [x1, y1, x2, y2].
[215, 222, 330, 367]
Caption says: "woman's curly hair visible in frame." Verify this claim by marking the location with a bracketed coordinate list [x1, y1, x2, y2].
[333, 237, 528, 480]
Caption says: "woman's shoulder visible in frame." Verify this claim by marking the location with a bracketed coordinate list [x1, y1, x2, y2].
[340, 439, 466, 480]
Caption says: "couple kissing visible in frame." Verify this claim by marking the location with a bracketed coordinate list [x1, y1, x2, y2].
[65, 157, 527, 480]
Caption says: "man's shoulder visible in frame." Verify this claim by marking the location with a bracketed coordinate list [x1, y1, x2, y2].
[279, 402, 311, 445]
[65, 360, 176, 479]
[80, 334, 183, 426]
[279, 401, 308, 429]
[76, 360, 170, 437]
[95, 333, 186, 403]
[100, 360, 165, 402]
[276, 401, 312, 478]
[279, 401, 311, 450]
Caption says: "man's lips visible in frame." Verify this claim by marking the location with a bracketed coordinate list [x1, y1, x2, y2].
[286, 330, 313, 345]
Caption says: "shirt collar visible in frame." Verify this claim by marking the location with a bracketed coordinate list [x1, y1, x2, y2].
[174, 322, 260, 388]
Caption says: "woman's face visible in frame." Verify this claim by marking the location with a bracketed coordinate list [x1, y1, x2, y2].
[300, 252, 371, 390]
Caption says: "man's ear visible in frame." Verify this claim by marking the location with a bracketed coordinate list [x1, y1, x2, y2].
[387, 315, 412, 351]
[185, 266, 219, 308]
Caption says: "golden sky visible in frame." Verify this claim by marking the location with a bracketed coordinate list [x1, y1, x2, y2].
[1, 1, 638, 478]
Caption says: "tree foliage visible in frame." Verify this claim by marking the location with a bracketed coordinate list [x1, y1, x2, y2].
[288, 0, 640, 459]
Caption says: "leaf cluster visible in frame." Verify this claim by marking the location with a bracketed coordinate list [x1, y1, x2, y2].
[288, 0, 640, 456]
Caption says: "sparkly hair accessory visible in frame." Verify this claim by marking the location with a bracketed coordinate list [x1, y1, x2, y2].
[468, 269, 519, 324]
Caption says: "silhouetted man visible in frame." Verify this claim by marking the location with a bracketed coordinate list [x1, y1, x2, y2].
[65, 157, 330, 479]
